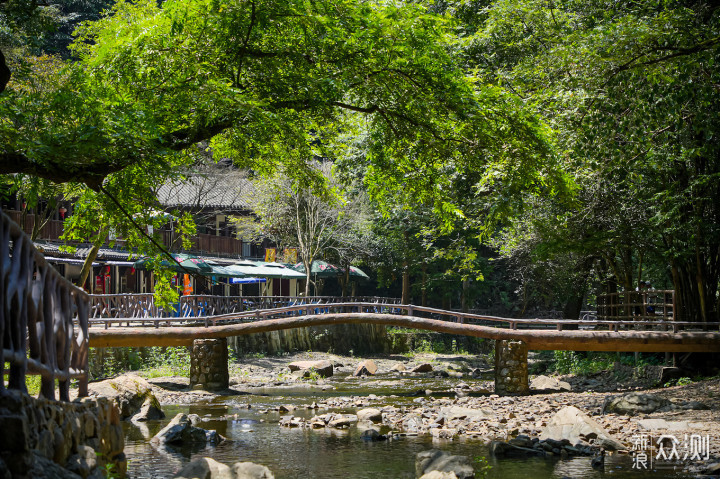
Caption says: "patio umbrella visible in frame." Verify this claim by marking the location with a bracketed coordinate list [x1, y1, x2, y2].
[291, 260, 343, 278]
[291, 260, 369, 280]
[347, 265, 369, 280]
[134, 253, 213, 274]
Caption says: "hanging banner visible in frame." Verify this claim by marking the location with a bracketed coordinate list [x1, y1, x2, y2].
[283, 248, 298, 264]
[183, 274, 193, 295]
[265, 248, 276, 263]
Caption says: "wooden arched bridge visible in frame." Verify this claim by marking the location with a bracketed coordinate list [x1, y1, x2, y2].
[3, 206, 720, 401]
[86, 294, 720, 353]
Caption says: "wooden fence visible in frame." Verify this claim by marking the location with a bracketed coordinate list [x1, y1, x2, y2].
[1, 209, 89, 400]
[89, 294, 400, 322]
[597, 290, 675, 322]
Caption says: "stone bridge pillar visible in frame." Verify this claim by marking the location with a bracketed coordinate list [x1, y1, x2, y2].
[190, 338, 229, 391]
[494, 340, 529, 395]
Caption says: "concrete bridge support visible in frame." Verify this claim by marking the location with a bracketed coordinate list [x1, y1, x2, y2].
[190, 338, 229, 391]
[494, 340, 529, 395]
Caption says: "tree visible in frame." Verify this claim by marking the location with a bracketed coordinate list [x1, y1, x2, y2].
[456, 0, 720, 321]
[2, 0, 556, 208]
[246, 161, 368, 296]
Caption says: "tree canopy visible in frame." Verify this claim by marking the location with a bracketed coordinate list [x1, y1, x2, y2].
[2, 0, 719, 321]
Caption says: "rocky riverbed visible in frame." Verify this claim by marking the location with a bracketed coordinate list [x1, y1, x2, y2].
[88, 352, 720, 477]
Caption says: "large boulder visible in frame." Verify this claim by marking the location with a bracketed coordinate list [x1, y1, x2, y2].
[530, 375, 571, 392]
[440, 406, 491, 422]
[540, 406, 624, 451]
[88, 374, 163, 421]
[356, 408, 383, 423]
[415, 450, 474, 479]
[151, 414, 223, 447]
[353, 360, 378, 377]
[603, 393, 671, 416]
[287, 360, 334, 378]
[133, 396, 165, 422]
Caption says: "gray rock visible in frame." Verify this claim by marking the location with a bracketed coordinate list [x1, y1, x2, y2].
[490, 440, 546, 457]
[356, 408, 382, 423]
[28, 452, 82, 479]
[231, 462, 275, 479]
[287, 360, 334, 377]
[415, 450, 474, 479]
[507, 435, 533, 448]
[88, 374, 159, 420]
[702, 462, 720, 475]
[353, 360, 378, 377]
[151, 413, 223, 446]
[411, 364, 434, 373]
[530, 375, 571, 392]
[440, 406, 491, 422]
[65, 445, 97, 479]
[680, 401, 710, 411]
[327, 414, 357, 428]
[173, 457, 232, 479]
[419, 472, 458, 479]
[540, 406, 624, 451]
[132, 396, 165, 422]
[603, 393, 670, 415]
[360, 429, 386, 441]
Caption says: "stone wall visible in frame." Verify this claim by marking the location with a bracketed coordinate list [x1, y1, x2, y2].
[0, 390, 125, 478]
[494, 340, 529, 395]
[190, 338, 230, 391]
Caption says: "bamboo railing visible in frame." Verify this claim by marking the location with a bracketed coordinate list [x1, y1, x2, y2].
[1, 209, 89, 400]
[89, 293, 400, 322]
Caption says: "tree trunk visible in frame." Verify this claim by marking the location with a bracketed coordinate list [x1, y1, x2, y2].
[421, 266, 427, 307]
[79, 240, 102, 292]
[461, 279, 469, 313]
[562, 256, 595, 326]
[304, 261, 311, 296]
[401, 261, 410, 305]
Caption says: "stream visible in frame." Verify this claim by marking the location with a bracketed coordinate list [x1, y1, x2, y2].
[123, 373, 690, 478]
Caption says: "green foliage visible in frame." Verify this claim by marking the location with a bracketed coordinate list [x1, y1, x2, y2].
[552, 350, 582, 375]
[665, 377, 693, 388]
[303, 367, 321, 382]
[90, 347, 190, 379]
[473, 455, 492, 479]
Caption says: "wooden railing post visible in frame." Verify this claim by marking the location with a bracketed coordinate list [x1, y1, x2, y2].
[1, 209, 90, 400]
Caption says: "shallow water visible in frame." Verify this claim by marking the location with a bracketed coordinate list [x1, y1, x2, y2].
[124, 373, 691, 479]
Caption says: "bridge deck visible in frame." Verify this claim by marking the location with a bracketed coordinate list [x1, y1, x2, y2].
[88, 302, 720, 353]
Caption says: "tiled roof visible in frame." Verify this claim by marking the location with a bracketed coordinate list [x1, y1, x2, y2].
[34, 242, 137, 261]
[156, 174, 256, 210]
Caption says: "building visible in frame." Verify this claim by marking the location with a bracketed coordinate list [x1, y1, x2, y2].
[1, 167, 304, 296]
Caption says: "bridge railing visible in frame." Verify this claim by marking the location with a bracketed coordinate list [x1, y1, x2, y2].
[89, 294, 400, 321]
[87, 300, 719, 332]
[1, 209, 89, 400]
